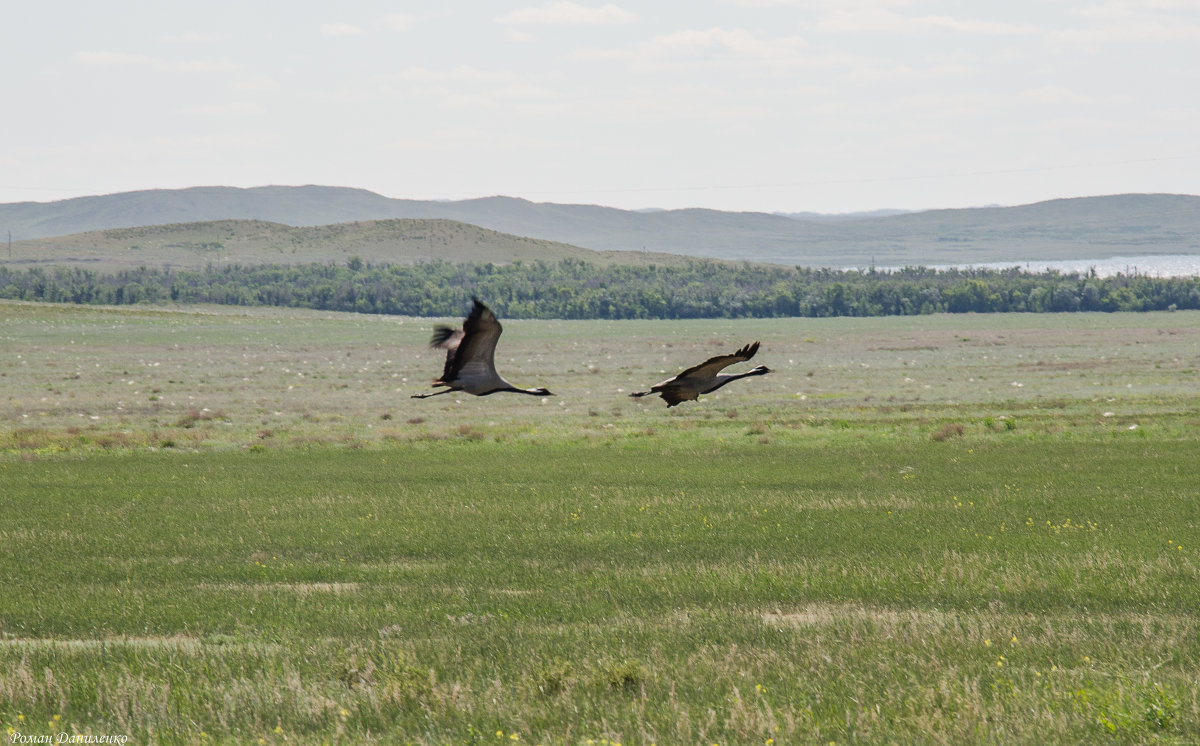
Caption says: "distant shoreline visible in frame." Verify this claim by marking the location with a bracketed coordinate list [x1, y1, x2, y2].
[861, 254, 1200, 278]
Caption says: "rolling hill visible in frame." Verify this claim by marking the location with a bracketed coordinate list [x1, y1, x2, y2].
[4, 218, 703, 273]
[2, 186, 1199, 267]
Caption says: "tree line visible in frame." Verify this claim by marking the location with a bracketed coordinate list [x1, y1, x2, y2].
[3, 258, 1199, 318]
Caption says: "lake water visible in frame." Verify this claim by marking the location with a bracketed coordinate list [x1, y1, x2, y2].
[870, 254, 1200, 278]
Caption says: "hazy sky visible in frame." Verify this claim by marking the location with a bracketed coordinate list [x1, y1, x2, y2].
[3, 1, 1199, 213]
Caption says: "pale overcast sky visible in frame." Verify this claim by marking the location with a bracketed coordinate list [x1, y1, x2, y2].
[3, 1, 1199, 213]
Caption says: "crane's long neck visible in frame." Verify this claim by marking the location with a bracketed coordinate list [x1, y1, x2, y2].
[484, 385, 552, 396]
[709, 367, 770, 391]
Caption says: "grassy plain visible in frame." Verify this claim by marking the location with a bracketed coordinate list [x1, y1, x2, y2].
[2, 300, 1200, 744]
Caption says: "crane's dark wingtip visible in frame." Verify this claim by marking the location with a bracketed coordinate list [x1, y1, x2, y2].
[738, 341, 761, 358]
[467, 297, 493, 319]
[429, 325, 456, 347]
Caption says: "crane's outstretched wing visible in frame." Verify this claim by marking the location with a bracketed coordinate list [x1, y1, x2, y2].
[673, 341, 760, 381]
[446, 297, 503, 384]
[428, 324, 464, 383]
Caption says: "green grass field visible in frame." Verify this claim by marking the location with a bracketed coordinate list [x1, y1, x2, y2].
[3, 301, 1199, 744]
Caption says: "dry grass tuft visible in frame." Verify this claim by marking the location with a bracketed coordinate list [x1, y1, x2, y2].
[455, 424, 486, 440]
[176, 408, 227, 428]
[931, 422, 965, 441]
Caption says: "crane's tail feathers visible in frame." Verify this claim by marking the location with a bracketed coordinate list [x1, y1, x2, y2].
[629, 391, 652, 398]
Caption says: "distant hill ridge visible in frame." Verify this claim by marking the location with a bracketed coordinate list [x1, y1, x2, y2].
[3, 186, 1198, 267]
[5, 218, 705, 273]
